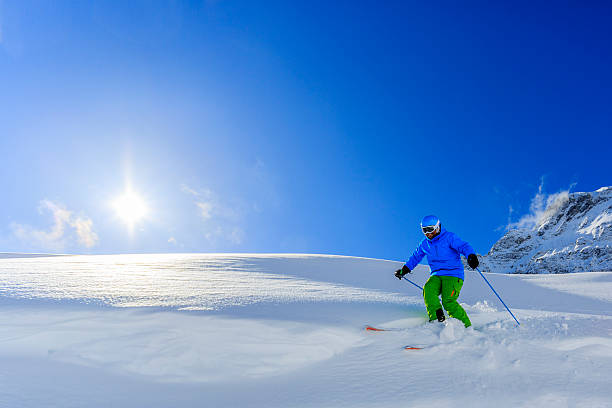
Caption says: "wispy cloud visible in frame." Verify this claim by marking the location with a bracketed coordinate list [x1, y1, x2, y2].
[181, 184, 246, 245]
[196, 201, 213, 220]
[205, 226, 245, 245]
[180, 184, 200, 197]
[71, 215, 98, 248]
[11, 200, 99, 250]
[506, 179, 574, 231]
[181, 185, 220, 220]
[178, 159, 279, 247]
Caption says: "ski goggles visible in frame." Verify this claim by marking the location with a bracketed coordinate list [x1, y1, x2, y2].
[421, 221, 440, 234]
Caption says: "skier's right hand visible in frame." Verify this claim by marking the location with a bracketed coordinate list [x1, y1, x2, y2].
[394, 265, 410, 279]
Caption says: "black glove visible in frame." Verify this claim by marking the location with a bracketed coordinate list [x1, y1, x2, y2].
[467, 254, 479, 269]
[394, 265, 410, 279]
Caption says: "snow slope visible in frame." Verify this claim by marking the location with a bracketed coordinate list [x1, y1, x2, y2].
[484, 186, 612, 274]
[0, 254, 611, 407]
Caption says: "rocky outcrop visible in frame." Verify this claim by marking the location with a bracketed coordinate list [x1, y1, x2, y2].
[483, 187, 612, 274]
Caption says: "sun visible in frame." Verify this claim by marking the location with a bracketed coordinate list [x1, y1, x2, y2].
[112, 190, 148, 228]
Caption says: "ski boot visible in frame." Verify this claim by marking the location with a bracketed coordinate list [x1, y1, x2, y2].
[429, 308, 446, 323]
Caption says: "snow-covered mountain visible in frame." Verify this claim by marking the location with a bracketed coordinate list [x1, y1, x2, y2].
[483, 186, 612, 274]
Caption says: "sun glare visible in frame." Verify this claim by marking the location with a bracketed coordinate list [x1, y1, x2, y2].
[112, 191, 148, 228]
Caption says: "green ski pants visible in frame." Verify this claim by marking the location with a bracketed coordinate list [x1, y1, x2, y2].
[423, 275, 472, 328]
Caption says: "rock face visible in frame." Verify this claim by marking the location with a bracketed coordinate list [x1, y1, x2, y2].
[483, 187, 612, 274]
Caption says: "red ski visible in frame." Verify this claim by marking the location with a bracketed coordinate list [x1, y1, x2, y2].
[365, 325, 389, 331]
[364, 325, 401, 332]
[364, 326, 425, 350]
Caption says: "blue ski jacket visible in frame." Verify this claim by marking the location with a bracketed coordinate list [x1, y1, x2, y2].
[405, 227, 475, 280]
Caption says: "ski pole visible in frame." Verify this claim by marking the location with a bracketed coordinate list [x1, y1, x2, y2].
[476, 267, 520, 326]
[402, 276, 423, 291]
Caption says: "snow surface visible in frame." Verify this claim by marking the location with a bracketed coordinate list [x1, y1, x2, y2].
[0, 253, 611, 407]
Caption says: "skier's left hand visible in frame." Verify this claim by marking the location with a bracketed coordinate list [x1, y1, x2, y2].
[394, 265, 410, 279]
[467, 254, 479, 269]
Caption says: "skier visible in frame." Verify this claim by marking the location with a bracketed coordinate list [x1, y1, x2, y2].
[394, 215, 479, 328]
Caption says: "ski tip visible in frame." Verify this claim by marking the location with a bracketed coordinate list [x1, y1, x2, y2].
[365, 325, 386, 331]
[403, 346, 424, 350]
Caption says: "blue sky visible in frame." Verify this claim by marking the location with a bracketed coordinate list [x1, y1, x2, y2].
[0, 1, 610, 260]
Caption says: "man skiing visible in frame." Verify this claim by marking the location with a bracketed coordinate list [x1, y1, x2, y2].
[395, 215, 479, 328]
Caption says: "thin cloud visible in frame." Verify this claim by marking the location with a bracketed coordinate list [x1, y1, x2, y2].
[71, 216, 97, 248]
[196, 201, 213, 220]
[506, 180, 574, 231]
[181, 184, 216, 220]
[205, 226, 245, 245]
[11, 200, 99, 250]
[180, 184, 200, 197]
[181, 183, 246, 245]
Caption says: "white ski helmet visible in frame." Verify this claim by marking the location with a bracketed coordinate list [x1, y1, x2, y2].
[420, 215, 440, 235]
